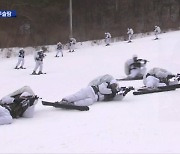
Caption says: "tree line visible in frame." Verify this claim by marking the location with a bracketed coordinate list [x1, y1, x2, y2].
[0, 0, 179, 48]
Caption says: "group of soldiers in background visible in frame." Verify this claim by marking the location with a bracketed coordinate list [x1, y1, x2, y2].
[14, 37, 77, 74]
[14, 26, 161, 74]
[14, 48, 46, 75]
[105, 25, 161, 45]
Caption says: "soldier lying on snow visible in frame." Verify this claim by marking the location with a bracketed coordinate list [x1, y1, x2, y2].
[143, 67, 180, 88]
[0, 86, 39, 125]
[56, 74, 134, 106]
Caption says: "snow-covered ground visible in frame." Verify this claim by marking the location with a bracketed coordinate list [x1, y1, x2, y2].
[1, 31, 180, 153]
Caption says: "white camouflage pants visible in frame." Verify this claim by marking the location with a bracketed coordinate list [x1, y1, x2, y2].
[63, 86, 98, 106]
[129, 67, 146, 78]
[69, 43, 75, 52]
[155, 31, 160, 39]
[33, 60, 43, 72]
[128, 34, 133, 41]
[105, 38, 111, 45]
[16, 57, 24, 67]
[56, 49, 63, 57]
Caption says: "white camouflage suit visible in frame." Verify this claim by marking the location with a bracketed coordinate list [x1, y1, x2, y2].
[88, 74, 126, 101]
[124, 55, 147, 79]
[63, 80, 121, 106]
[127, 28, 134, 42]
[154, 26, 161, 39]
[88, 74, 115, 86]
[33, 50, 45, 73]
[69, 38, 76, 52]
[56, 42, 63, 57]
[15, 49, 25, 68]
[143, 67, 178, 88]
[105, 32, 111, 46]
[0, 86, 38, 125]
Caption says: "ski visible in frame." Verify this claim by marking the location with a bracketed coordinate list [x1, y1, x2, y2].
[42, 101, 89, 111]
[14, 67, 26, 69]
[19, 67, 26, 69]
[30, 73, 39, 75]
[158, 84, 180, 89]
[116, 76, 143, 81]
[133, 86, 176, 95]
[30, 73, 46, 75]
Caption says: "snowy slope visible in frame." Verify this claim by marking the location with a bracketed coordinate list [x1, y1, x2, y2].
[0, 31, 180, 153]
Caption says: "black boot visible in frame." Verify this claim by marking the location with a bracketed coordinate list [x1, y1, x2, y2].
[38, 71, 43, 75]
[32, 71, 37, 75]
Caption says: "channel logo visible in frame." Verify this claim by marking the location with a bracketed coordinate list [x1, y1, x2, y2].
[0, 10, 16, 18]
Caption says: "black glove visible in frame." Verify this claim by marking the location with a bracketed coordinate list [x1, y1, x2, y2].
[146, 73, 151, 78]
[128, 86, 134, 90]
[27, 95, 39, 106]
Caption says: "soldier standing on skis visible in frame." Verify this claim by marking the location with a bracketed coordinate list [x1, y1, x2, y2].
[69, 38, 76, 52]
[15, 48, 25, 69]
[32, 49, 46, 75]
[143, 67, 180, 88]
[55, 42, 63, 57]
[124, 55, 148, 79]
[154, 26, 161, 40]
[105, 32, 111, 46]
[127, 28, 134, 43]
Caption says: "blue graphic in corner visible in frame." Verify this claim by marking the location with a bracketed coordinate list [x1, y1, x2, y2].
[0, 10, 16, 18]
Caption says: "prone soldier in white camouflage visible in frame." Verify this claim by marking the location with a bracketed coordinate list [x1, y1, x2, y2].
[0, 86, 39, 125]
[143, 67, 180, 88]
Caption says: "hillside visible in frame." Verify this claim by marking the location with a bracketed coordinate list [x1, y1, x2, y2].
[0, 31, 180, 153]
